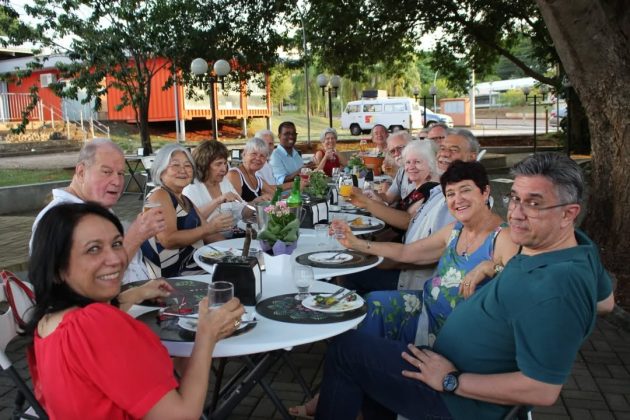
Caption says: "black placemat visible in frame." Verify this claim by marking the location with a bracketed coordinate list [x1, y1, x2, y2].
[256, 293, 366, 324]
[121, 278, 209, 309]
[136, 310, 255, 342]
[295, 250, 379, 269]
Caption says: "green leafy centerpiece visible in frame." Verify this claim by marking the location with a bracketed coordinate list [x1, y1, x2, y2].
[257, 200, 300, 255]
[305, 169, 328, 199]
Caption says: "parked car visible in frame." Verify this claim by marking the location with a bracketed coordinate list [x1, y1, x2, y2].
[340, 97, 454, 135]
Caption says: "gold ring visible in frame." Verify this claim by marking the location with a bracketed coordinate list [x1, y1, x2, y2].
[234, 319, 241, 328]
[465, 282, 470, 286]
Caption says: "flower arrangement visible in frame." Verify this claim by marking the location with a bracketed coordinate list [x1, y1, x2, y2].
[305, 169, 328, 199]
[257, 200, 300, 255]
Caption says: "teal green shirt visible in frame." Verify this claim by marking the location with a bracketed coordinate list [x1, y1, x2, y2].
[434, 229, 612, 420]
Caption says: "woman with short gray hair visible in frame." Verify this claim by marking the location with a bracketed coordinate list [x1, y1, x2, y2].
[313, 128, 348, 176]
[141, 144, 234, 278]
[227, 137, 273, 202]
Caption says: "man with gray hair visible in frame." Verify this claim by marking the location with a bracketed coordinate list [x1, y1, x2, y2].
[315, 153, 614, 419]
[30, 138, 165, 283]
[254, 129, 277, 186]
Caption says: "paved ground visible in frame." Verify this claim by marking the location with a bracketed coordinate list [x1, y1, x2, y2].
[1, 183, 629, 419]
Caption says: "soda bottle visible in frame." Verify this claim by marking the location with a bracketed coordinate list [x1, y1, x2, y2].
[287, 177, 302, 208]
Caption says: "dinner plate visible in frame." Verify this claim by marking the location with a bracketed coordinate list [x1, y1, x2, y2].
[307, 252, 353, 264]
[329, 214, 383, 231]
[301, 293, 364, 313]
[177, 312, 252, 332]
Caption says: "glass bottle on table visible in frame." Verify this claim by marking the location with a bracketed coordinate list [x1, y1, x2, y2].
[287, 177, 302, 208]
[271, 185, 283, 204]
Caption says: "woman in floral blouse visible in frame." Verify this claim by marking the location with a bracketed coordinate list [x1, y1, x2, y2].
[334, 161, 519, 342]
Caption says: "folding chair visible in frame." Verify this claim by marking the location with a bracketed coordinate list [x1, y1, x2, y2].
[140, 156, 156, 200]
[0, 273, 48, 419]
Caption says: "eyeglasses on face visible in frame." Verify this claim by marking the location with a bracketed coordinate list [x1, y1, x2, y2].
[388, 145, 405, 155]
[281, 131, 298, 137]
[503, 194, 573, 218]
[168, 160, 194, 171]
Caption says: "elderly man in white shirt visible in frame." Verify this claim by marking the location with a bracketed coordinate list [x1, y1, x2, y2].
[30, 138, 166, 283]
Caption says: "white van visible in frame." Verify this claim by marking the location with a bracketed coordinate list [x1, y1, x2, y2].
[340, 97, 454, 135]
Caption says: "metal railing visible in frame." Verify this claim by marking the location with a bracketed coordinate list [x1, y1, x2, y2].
[0, 93, 110, 141]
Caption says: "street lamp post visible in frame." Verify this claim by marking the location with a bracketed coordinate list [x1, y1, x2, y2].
[317, 74, 341, 128]
[190, 57, 231, 141]
[429, 85, 438, 112]
[562, 76, 572, 156]
[413, 86, 420, 103]
[522, 86, 539, 154]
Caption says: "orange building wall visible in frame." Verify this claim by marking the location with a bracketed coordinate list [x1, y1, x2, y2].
[7, 70, 62, 121]
[106, 57, 271, 123]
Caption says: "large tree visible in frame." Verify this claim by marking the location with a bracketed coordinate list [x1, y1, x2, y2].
[535, 0, 630, 272]
[22, 0, 292, 154]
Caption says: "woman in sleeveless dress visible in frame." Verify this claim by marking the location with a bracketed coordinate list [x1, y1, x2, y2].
[313, 128, 348, 176]
[141, 144, 235, 278]
[227, 137, 273, 203]
[290, 161, 518, 418]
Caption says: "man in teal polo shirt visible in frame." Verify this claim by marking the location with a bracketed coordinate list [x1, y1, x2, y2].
[314, 153, 615, 420]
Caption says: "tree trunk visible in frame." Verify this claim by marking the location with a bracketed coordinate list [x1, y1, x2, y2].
[535, 0, 630, 273]
[139, 99, 152, 155]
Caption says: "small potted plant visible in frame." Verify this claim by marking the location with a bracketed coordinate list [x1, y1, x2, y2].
[257, 200, 300, 256]
[305, 169, 328, 200]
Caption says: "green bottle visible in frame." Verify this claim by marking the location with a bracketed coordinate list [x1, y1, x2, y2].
[271, 185, 283, 204]
[287, 177, 302, 208]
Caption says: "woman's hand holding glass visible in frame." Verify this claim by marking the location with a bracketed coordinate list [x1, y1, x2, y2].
[329, 219, 357, 249]
[219, 191, 240, 204]
[196, 296, 244, 341]
[347, 187, 370, 208]
[207, 212, 234, 234]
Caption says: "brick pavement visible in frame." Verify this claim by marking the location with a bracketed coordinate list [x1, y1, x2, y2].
[0, 194, 629, 419]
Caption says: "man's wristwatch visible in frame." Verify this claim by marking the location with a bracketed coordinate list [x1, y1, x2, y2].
[442, 371, 461, 393]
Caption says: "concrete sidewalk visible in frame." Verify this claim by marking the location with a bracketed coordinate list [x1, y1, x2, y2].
[0, 194, 629, 419]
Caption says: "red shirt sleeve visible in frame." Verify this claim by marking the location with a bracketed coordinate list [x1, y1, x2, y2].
[35, 303, 178, 419]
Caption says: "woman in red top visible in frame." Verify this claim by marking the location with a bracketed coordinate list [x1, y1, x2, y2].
[313, 128, 348, 176]
[27, 202, 244, 419]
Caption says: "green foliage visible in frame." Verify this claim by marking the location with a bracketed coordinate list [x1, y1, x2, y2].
[18, 0, 294, 153]
[302, 0, 560, 92]
[269, 65, 295, 113]
[499, 89, 527, 107]
[305, 170, 328, 199]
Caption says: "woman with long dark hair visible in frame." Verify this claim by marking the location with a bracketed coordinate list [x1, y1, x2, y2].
[27, 202, 244, 419]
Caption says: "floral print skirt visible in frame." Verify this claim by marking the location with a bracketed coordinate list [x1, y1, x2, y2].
[358, 290, 423, 343]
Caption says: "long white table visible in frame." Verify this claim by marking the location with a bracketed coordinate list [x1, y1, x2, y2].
[193, 228, 383, 280]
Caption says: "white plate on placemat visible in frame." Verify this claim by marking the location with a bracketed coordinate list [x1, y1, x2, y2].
[301, 293, 364, 313]
[307, 252, 353, 264]
[178, 313, 252, 332]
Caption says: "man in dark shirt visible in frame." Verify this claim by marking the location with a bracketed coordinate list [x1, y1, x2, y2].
[314, 153, 614, 420]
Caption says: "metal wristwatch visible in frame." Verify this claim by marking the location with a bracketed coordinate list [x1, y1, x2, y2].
[442, 371, 461, 393]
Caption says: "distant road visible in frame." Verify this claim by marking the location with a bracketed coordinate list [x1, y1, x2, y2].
[0, 151, 79, 169]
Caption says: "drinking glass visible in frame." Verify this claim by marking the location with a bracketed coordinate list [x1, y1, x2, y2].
[293, 265, 314, 301]
[207, 281, 234, 310]
[143, 200, 162, 213]
[331, 167, 341, 183]
[339, 174, 354, 199]
[314, 223, 329, 248]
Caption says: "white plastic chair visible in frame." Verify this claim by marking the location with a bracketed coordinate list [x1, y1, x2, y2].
[0, 278, 47, 419]
[140, 156, 156, 200]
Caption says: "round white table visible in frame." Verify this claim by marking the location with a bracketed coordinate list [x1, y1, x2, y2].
[193, 228, 383, 280]
[130, 273, 365, 358]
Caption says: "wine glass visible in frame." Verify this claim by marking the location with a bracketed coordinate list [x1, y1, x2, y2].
[293, 265, 314, 301]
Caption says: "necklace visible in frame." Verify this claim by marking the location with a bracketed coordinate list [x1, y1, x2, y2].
[240, 165, 259, 191]
[460, 218, 494, 260]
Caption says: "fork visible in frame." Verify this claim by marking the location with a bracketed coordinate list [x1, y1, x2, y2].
[324, 251, 346, 260]
[316, 290, 356, 308]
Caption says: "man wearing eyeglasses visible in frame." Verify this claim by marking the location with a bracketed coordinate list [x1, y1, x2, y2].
[426, 123, 449, 146]
[269, 121, 315, 184]
[315, 153, 614, 420]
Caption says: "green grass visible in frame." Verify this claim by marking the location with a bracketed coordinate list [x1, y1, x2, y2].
[0, 168, 73, 187]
